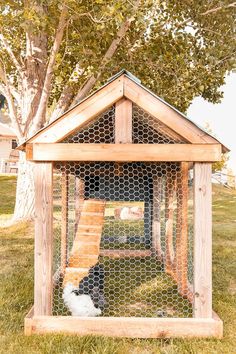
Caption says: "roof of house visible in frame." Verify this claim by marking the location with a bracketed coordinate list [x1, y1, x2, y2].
[0, 123, 16, 138]
[18, 69, 229, 152]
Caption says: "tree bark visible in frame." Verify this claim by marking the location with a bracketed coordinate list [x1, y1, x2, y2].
[13, 151, 35, 221]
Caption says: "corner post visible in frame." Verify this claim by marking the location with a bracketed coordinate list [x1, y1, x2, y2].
[193, 162, 212, 317]
[34, 162, 53, 316]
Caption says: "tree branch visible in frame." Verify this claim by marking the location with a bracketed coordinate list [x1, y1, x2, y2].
[201, 2, 236, 15]
[178, 2, 236, 28]
[0, 32, 25, 79]
[31, 5, 68, 133]
[71, 0, 141, 105]
[0, 82, 23, 138]
[0, 61, 21, 105]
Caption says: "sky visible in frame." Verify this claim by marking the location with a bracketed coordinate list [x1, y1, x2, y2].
[187, 72, 236, 174]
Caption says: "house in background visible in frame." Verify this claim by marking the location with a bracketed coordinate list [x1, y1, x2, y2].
[0, 123, 19, 173]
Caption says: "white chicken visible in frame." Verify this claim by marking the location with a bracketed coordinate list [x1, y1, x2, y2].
[63, 283, 102, 317]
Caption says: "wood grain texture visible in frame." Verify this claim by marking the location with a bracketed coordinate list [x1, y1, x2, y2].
[28, 143, 222, 162]
[34, 163, 53, 316]
[100, 249, 152, 258]
[61, 169, 69, 275]
[175, 162, 189, 297]
[115, 98, 132, 143]
[194, 163, 212, 318]
[24, 306, 34, 335]
[165, 174, 176, 276]
[124, 76, 219, 145]
[74, 177, 85, 235]
[26, 314, 223, 338]
[64, 199, 106, 286]
[152, 176, 163, 259]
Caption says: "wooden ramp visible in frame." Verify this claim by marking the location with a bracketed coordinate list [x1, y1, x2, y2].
[64, 199, 106, 286]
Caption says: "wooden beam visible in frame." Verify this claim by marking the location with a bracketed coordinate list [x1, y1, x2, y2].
[25, 314, 223, 338]
[124, 76, 218, 145]
[193, 163, 212, 318]
[165, 174, 176, 276]
[74, 177, 85, 234]
[27, 143, 222, 162]
[175, 162, 189, 297]
[24, 306, 34, 335]
[34, 162, 53, 316]
[100, 249, 152, 258]
[29, 75, 124, 144]
[60, 168, 69, 276]
[152, 176, 163, 259]
[115, 98, 132, 143]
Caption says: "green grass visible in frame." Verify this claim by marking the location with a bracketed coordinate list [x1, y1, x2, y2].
[0, 176, 236, 353]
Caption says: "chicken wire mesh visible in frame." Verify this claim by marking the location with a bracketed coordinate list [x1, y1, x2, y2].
[52, 161, 194, 318]
[63, 104, 186, 144]
[52, 103, 193, 318]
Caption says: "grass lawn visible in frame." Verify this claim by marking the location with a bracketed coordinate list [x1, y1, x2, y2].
[0, 176, 236, 354]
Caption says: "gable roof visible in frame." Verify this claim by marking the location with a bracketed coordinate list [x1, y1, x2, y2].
[18, 70, 228, 152]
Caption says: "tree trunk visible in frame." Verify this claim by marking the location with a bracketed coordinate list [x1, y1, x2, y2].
[13, 151, 35, 221]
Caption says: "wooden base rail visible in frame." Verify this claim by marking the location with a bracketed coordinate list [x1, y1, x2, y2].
[25, 307, 223, 338]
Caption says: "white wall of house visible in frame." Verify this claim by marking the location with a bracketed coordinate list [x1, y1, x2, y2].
[0, 137, 14, 159]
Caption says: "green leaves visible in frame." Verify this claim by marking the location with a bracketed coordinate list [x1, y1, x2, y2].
[0, 0, 235, 130]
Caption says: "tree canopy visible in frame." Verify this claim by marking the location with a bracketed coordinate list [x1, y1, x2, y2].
[0, 0, 235, 141]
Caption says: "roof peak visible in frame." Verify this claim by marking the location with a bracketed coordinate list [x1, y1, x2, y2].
[107, 69, 141, 84]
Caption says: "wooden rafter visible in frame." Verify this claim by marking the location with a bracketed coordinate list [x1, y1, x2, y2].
[19, 72, 226, 151]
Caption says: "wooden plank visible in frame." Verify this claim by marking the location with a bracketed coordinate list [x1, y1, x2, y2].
[61, 169, 69, 276]
[115, 98, 132, 143]
[124, 76, 218, 145]
[74, 177, 85, 234]
[27, 315, 223, 338]
[34, 163, 53, 316]
[194, 163, 212, 318]
[68, 255, 99, 268]
[28, 143, 222, 162]
[29, 76, 124, 144]
[165, 174, 176, 276]
[152, 176, 163, 259]
[100, 249, 152, 258]
[175, 162, 189, 297]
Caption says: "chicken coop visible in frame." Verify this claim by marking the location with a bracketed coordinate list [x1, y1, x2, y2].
[20, 70, 226, 338]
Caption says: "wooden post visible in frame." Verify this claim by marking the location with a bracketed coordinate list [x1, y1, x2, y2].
[75, 177, 85, 234]
[193, 163, 212, 318]
[34, 162, 53, 316]
[115, 98, 132, 143]
[152, 175, 163, 260]
[61, 168, 69, 276]
[175, 162, 189, 297]
[165, 173, 176, 276]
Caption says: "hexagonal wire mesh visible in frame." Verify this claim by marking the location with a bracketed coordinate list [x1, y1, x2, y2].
[52, 105, 194, 318]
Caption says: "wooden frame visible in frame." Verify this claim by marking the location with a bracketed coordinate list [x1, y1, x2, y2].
[26, 143, 222, 162]
[25, 309, 223, 338]
[61, 168, 69, 276]
[115, 97, 132, 143]
[175, 162, 189, 297]
[194, 163, 212, 318]
[34, 162, 53, 316]
[24, 70, 225, 338]
[19, 72, 227, 151]
[151, 176, 163, 260]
